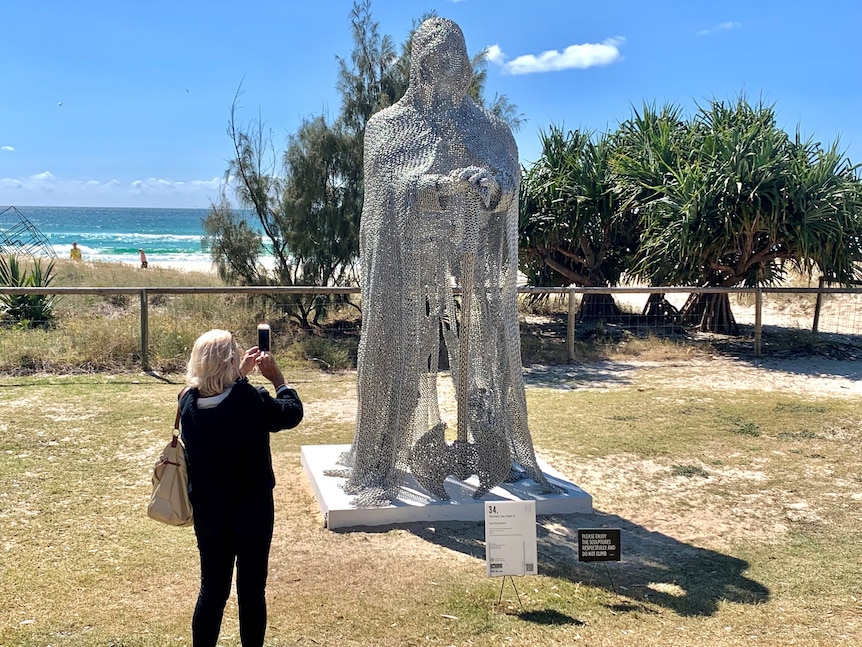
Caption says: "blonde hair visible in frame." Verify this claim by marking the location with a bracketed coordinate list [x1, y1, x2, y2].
[185, 329, 240, 395]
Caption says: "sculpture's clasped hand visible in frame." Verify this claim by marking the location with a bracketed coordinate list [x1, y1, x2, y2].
[448, 166, 499, 208]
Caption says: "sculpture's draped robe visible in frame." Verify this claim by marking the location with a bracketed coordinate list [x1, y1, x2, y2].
[341, 19, 556, 506]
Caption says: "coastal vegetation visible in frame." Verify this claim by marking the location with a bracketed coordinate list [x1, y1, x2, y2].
[0, 260, 362, 374]
[521, 98, 862, 333]
[0, 255, 58, 328]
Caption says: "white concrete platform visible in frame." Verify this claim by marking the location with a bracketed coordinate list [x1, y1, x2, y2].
[301, 444, 593, 530]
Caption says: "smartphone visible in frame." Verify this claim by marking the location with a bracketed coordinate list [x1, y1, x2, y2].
[257, 323, 271, 352]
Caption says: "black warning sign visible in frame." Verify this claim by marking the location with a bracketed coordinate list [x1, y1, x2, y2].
[577, 528, 621, 562]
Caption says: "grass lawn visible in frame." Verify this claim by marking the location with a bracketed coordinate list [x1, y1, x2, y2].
[0, 364, 860, 646]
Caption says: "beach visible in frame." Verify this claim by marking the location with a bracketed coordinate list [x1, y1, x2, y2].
[2, 205, 227, 270]
[0, 205, 287, 273]
[73, 255, 280, 275]
[99, 256, 219, 274]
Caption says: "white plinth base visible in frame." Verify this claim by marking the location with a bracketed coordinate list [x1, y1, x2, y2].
[301, 444, 593, 530]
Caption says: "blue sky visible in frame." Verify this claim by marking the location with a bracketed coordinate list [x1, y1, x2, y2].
[1, 0, 860, 208]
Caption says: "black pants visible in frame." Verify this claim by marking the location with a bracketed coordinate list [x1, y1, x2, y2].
[192, 503, 274, 647]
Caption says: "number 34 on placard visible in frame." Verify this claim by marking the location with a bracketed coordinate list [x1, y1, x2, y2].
[483, 501, 537, 577]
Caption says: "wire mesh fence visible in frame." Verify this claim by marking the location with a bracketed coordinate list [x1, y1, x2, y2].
[1, 285, 861, 374]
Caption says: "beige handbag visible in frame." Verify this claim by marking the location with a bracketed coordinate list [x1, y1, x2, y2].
[147, 391, 193, 527]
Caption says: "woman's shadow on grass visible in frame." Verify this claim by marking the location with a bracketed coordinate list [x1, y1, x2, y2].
[403, 510, 770, 617]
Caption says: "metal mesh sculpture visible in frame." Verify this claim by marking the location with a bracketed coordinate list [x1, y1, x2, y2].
[0, 207, 57, 260]
[340, 17, 560, 506]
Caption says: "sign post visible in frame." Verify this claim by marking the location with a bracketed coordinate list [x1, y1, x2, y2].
[577, 528, 622, 593]
[577, 528, 621, 562]
[485, 500, 537, 609]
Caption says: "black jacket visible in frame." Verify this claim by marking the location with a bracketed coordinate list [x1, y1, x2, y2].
[179, 379, 303, 526]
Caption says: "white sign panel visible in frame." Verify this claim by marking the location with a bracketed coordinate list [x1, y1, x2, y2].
[484, 500, 537, 577]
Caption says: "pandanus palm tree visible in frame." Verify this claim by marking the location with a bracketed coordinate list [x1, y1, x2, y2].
[613, 102, 690, 318]
[519, 126, 639, 320]
[616, 96, 862, 333]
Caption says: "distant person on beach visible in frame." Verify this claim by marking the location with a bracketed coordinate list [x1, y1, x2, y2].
[138, 248, 148, 268]
[69, 241, 82, 261]
[180, 329, 303, 647]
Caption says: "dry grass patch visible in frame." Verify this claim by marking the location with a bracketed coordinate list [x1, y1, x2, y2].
[1, 360, 862, 645]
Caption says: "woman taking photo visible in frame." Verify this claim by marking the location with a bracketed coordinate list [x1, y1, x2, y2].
[180, 329, 303, 647]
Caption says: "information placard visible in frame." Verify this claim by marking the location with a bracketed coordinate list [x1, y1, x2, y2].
[577, 528, 621, 562]
[484, 500, 537, 577]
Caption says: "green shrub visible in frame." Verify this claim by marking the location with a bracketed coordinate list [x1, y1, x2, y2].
[0, 256, 57, 328]
[289, 331, 356, 370]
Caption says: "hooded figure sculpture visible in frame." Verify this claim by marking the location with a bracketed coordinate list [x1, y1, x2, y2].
[342, 17, 559, 506]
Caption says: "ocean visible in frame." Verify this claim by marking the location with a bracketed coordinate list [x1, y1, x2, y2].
[1, 205, 224, 271]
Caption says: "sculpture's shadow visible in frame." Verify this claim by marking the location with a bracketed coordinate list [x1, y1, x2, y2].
[367, 510, 770, 617]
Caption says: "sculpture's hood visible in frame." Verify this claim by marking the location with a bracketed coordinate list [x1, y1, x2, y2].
[408, 17, 472, 103]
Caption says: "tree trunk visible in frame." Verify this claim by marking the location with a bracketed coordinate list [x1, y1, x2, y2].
[680, 292, 738, 334]
[642, 293, 680, 321]
[577, 293, 622, 322]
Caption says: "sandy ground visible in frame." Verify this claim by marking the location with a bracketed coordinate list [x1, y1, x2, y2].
[523, 354, 862, 399]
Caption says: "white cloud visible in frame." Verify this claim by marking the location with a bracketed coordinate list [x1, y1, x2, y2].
[0, 173, 224, 208]
[698, 21, 742, 36]
[0, 178, 24, 189]
[492, 37, 624, 75]
[485, 44, 506, 65]
[1, 146, 14, 152]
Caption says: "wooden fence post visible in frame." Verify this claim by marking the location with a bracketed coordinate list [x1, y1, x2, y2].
[812, 276, 825, 334]
[567, 288, 577, 363]
[140, 289, 149, 372]
[754, 288, 762, 357]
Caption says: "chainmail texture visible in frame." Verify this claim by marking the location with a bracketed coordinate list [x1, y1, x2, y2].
[340, 17, 560, 506]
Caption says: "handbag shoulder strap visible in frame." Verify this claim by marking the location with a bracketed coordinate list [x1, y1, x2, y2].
[174, 387, 191, 434]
